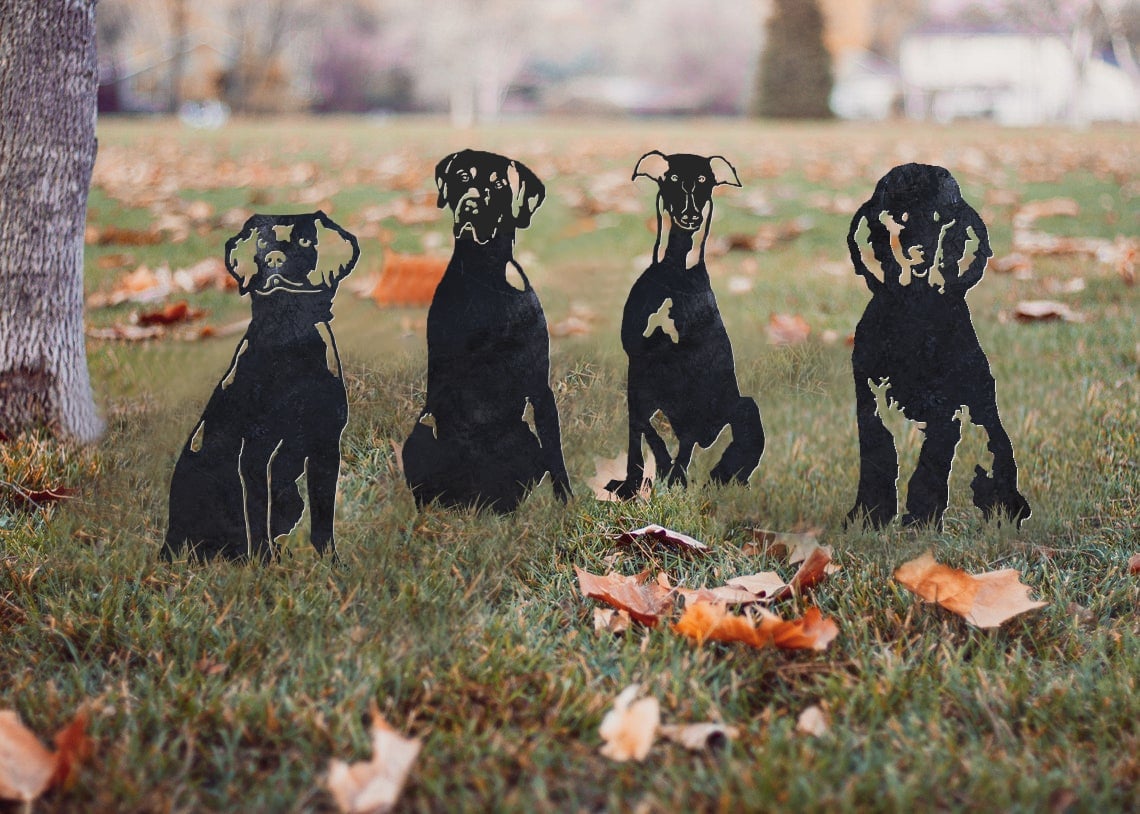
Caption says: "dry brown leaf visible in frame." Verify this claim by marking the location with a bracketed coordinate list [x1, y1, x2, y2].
[593, 607, 632, 635]
[784, 545, 834, 596]
[658, 722, 739, 751]
[895, 552, 1047, 629]
[2, 484, 77, 512]
[598, 684, 659, 763]
[327, 701, 420, 814]
[672, 601, 838, 651]
[766, 313, 811, 345]
[549, 314, 593, 337]
[587, 454, 655, 502]
[136, 301, 206, 327]
[725, 572, 789, 599]
[615, 524, 710, 554]
[795, 705, 829, 737]
[741, 528, 819, 559]
[1128, 553, 1140, 575]
[1013, 300, 1086, 323]
[367, 252, 447, 306]
[675, 584, 767, 606]
[575, 567, 674, 627]
[0, 709, 91, 803]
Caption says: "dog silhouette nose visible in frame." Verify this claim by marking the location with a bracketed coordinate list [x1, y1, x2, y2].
[264, 250, 287, 269]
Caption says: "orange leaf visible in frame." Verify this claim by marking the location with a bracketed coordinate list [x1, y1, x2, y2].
[895, 552, 1047, 629]
[575, 567, 674, 627]
[766, 313, 811, 345]
[1129, 553, 1140, 575]
[136, 301, 206, 327]
[672, 601, 838, 651]
[598, 684, 659, 762]
[0, 709, 90, 803]
[367, 252, 447, 306]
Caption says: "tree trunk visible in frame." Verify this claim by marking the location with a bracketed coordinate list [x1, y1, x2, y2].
[0, 0, 103, 442]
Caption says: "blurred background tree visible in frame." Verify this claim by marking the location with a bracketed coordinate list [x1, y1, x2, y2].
[754, 0, 834, 118]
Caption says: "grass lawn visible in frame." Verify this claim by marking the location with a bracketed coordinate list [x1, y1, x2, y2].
[2, 117, 1138, 811]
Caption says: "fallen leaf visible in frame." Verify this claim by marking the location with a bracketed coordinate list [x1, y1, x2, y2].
[725, 572, 789, 599]
[795, 705, 829, 737]
[587, 454, 654, 502]
[327, 701, 420, 814]
[895, 552, 1047, 629]
[658, 722, 739, 751]
[675, 584, 769, 606]
[0, 709, 91, 803]
[782, 544, 834, 597]
[598, 684, 659, 762]
[367, 252, 447, 306]
[1, 485, 77, 511]
[1013, 300, 1086, 323]
[741, 528, 819, 559]
[615, 524, 710, 554]
[575, 567, 674, 627]
[766, 313, 811, 345]
[136, 301, 206, 327]
[594, 607, 631, 635]
[1127, 553, 1140, 575]
[672, 601, 838, 651]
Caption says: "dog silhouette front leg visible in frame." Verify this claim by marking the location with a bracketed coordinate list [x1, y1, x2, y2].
[307, 448, 341, 558]
[969, 395, 1031, 527]
[709, 396, 765, 485]
[902, 415, 961, 529]
[239, 441, 276, 562]
[531, 389, 572, 503]
[847, 377, 899, 528]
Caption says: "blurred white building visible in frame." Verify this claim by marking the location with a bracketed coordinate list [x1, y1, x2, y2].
[897, 30, 1139, 125]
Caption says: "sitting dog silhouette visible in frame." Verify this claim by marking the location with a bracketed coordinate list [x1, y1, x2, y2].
[606, 151, 764, 498]
[846, 163, 1030, 529]
[164, 211, 359, 561]
[402, 149, 572, 512]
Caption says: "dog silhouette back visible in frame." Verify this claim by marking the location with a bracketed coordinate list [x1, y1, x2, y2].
[402, 149, 572, 512]
[605, 151, 764, 499]
[164, 211, 359, 561]
[846, 163, 1030, 529]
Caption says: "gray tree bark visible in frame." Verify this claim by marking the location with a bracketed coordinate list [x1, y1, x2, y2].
[0, 0, 103, 442]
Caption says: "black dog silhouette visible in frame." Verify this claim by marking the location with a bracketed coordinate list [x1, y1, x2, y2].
[846, 163, 1030, 529]
[164, 211, 359, 561]
[402, 149, 572, 512]
[606, 151, 764, 498]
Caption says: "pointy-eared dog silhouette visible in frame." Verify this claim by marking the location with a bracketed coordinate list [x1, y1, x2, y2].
[606, 151, 764, 498]
[846, 163, 1030, 529]
[402, 149, 572, 512]
[164, 211, 359, 561]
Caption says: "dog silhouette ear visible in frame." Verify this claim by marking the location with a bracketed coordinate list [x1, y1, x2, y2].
[309, 211, 360, 287]
[225, 218, 260, 294]
[632, 150, 670, 183]
[847, 203, 886, 291]
[709, 156, 741, 187]
[508, 160, 545, 230]
[944, 206, 991, 294]
[435, 152, 459, 208]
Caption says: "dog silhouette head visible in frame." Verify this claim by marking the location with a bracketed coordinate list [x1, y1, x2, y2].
[435, 149, 545, 244]
[849, 163, 991, 296]
[225, 211, 359, 297]
[633, 151, 741, 233]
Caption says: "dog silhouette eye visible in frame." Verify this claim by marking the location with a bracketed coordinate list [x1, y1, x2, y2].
[298, 237, 311, 247]
[669, 174, 678, 182]
[698, 175, 706, 183]
[257, 239, 267, 248]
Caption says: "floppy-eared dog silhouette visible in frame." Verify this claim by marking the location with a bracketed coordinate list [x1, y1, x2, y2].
[846, 163, 1030, 529]
[164, 211, 359, 561]
[402, 149, 572, 512]
[605, 151, 764, 498]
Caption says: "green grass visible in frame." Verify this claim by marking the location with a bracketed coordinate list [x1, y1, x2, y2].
[2, 117, 1138, 812]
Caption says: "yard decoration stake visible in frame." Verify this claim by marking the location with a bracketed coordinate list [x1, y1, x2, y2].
[163, 211, 359, 562]
[845, 164, 1030, 530]
[402, 149, 572, 512]
[604, 151, 765, 499]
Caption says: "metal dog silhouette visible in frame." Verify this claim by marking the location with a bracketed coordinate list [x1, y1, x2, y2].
[402, 149, 572, 512]
[846, 163, 1030, 529]
[164, 211, 359, 561]
[605, 151, 764, 498]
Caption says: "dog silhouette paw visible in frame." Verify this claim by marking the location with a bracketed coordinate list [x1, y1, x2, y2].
[971, 465, 1031, 527]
